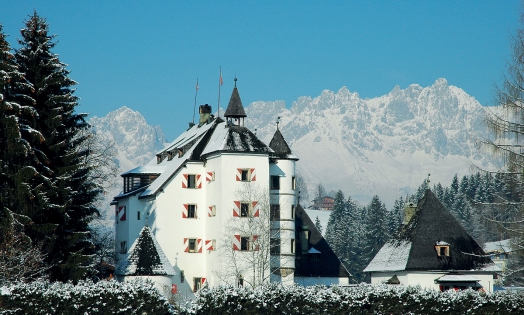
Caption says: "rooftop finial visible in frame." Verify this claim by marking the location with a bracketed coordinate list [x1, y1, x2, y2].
[276, 116, 281, 129]
[234, 77, 237, 87]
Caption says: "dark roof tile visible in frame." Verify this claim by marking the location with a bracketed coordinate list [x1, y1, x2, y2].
[294, 204, 350, 278]
[224, 87, 246, 118]
[269, 128, 292, 157]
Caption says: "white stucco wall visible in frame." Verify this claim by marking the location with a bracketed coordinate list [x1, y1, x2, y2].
[294, 276, 349, 287]
[116, 127, 351, 295]
[370, 271, 496, 293]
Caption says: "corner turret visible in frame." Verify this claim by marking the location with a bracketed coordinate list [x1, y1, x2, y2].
[224, 78, 247, 127]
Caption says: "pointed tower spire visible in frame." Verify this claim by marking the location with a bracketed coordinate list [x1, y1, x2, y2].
[269, 125, 292, 157]
[224, 77, 247, 127]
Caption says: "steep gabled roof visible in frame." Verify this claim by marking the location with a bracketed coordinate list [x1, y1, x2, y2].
[201, 124, 272, 156]
[224, 87, 246, 118]
[113, 118, 273, 200]
[365, 189, 497, 273]
[117, 226, 175, 276]
[268, 128, 293, 158]
[294, 204, 350, 278]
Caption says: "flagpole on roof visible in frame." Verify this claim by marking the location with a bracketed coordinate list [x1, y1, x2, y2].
[218, 66, 223, 118]
[193, 78, 199, 124]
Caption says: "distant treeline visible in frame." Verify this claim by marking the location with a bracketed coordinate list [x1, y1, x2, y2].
[325, 171, 521, 283]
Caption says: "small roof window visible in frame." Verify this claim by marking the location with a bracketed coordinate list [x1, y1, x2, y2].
[435, 241, 450, 257]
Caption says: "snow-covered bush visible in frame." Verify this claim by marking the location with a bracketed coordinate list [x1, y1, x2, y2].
[0, 279, 174, 315]
[179, 284, 524, 315]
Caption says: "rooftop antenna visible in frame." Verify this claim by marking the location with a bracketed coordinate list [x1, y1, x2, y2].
[218, 66, 223, 119]
[192, 78, 199, 125]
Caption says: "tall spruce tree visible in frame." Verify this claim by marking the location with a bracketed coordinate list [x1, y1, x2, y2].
[0, 24, 50, 283]
[387, 197, 403, 236]
[363, 195, 389, 266]
[14, 12, 100, 282]
[325, 190, 346, 254]
[314, 216, 323, 234]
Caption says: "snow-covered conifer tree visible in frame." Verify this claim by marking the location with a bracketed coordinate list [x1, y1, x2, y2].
[14, 12, 100, 282]
[314, 216, 322, 234]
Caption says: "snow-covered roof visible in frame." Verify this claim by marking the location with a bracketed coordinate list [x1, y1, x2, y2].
[435, 274, 480, 282]
[156, 122, 214, 157]
[483, 239, 512, 254]
[436, 241, 450, 246]
[114, 86, 277, 201]
[117, 226, 175, 276]
[365, 189, 498, 273]
[116, 117, 273, 199]
[364, 240, 412, 272]
[138, 120, 216, 198]
[121, 165, 166, 176]
[200, 123, 272, 157]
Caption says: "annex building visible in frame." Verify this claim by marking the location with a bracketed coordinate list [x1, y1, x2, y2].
[113, 82, 349, 297]
[364, 189, 500, 292]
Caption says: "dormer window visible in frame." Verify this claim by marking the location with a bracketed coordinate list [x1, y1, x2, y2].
[435, 241, 450, 257]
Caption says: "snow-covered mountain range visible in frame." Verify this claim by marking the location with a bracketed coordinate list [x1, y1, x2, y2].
[245, 78, 492, 206]
[91, 78, 494, 209]
[90, 106, 167, 171]
[89, 106, 168, 218]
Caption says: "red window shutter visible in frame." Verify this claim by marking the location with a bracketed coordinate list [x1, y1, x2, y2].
[233, 201, 240, 217]
[252, 201, 259, 217]
[233, 234, 241, 250]
[236, 168, 242, 181]
[183, 238, 189, 252]
[182, 174, 188, 188]
[197, 238, 203, 253]
[197, 174, 202, 188]
[182, 204, 188, 218]
[250, 168, 256, 181]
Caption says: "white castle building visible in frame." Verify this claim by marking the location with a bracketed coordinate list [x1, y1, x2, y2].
[113, 81, 349, 297]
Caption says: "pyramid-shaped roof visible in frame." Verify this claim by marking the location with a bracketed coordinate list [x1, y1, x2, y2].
[116, 226, 175, 276]
[269, 128, 292, 157]
[294, 204, 350, 278]
[224, 87, 246, 118]
[364, 189, 497, 273]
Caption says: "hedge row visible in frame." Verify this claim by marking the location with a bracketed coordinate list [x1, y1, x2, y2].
[2, 281, 524, 315]
[0, 279, 174, 315]
[182, 284, 524, 315]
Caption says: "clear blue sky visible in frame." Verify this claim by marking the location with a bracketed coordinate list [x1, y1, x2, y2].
[1, 1, 520, 139]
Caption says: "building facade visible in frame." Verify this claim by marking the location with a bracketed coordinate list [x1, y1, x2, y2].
[364, 189, 500, 292]
[113, 83, 349, 297]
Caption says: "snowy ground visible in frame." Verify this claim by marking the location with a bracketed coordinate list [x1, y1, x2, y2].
[305, 208, 332, 236]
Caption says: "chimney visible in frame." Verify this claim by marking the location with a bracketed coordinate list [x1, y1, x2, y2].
[199, 104, 212, 125]
[403, 202, 417, 225]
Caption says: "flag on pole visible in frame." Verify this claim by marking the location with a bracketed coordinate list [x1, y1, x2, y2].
[196, 79, 199, 91]
[219, 69, 223, 86]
